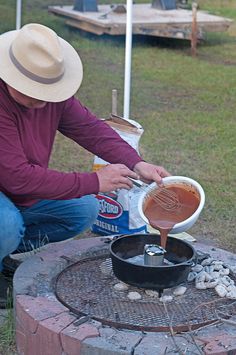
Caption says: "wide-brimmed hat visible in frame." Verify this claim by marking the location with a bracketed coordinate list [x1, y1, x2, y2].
[0, 23, 83, 102]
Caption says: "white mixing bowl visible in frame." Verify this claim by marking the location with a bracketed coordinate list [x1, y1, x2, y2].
[138, 176, 205, 234]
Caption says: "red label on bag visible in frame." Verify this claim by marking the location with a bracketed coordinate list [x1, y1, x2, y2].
[96, 194, 123, 219]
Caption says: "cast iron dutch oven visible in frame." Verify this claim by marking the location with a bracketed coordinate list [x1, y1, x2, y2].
[110, 233, 196, 290]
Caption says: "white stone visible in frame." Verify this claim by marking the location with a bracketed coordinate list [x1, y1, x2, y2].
[204, 272, 213, 282]
[219, 268, 230, 276]
[212, 260, 223, 265]
[187, 271, 197, 282]
[229, 266, 236, 274]
[127, 291, 142, 300]
[227, 290, 236, 299]
[204, 265, 214, 274]
[227, 285, 236, 292]
[173, 286, 187, 296]
[195, 281, 207, 290]
[215, 284, 227, 297]
[201, 258, 214, 266]
[113, 282, 129, 291]
[205, 279, 218, 288]
[210, 271, 220, 279]
[145, 289, 159, 298]
[191, 264, 203, 273]
[99, 260, 113, 275]
[195, 271, 207, 283]
[213, 264, 223, 271]
[160, 295, 173, 303]
[220, 276, 234, 287]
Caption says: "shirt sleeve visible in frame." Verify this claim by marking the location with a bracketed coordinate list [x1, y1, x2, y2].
[0, 106, 100, 204]
[58, 97, 143, 170]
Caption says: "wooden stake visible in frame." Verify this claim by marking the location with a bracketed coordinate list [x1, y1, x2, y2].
[112, 89, 118, 115]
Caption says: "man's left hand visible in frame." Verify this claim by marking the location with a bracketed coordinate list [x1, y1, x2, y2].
[133, 161, 171, 185]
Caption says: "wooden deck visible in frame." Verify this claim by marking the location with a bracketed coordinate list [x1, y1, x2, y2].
[48, 4, 233, 40]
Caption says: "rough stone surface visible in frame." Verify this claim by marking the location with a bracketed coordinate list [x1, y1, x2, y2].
[32, 312, 77, 355]
[197, 334, 236, 355]
[81, 334, 138, 355]
[134, 333, 205, 354]
[16, 295, 68, 331]
[15, 295, 71, 355]
[61, 323, 100, 355]
[13, 237, 236, 355]
[133, 333, 170, 354]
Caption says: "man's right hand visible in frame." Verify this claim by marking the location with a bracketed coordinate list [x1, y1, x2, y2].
[96, 164, 138, 193]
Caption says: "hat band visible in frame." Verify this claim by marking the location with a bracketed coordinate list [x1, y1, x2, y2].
[9, 45, 64, 85]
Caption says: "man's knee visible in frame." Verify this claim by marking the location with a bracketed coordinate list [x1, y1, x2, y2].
[69, 196, 99, 233]
[84, 195, 100, 221]
[0, 193, 25, 249]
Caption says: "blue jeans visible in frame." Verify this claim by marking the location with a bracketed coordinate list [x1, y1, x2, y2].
[0, 192, 99, 271]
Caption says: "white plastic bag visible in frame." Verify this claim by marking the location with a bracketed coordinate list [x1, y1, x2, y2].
[91, 114, 147, 235]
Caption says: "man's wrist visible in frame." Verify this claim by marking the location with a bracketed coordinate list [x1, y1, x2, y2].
[133, 161, 146, 173]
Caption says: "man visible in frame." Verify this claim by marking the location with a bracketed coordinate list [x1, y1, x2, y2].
[0, 23, 170, 307]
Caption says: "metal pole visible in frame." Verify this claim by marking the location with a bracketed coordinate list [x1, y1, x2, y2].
[16, 0, 22, 30]
[191, 2, 198, 57]
[123, 0, 133, 119]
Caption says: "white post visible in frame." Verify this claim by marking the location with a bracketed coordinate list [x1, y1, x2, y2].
[16, 0, 22, 30]
[123, 0, 133, 120]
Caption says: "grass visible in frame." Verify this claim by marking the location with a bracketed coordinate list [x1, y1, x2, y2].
[0, 289, 15, 355]
[0, 2, 235, 351]
[47, 3, 236, 251]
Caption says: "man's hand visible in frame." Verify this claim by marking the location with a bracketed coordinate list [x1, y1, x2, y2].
[133, 161, 171, 185]
[96, 164, 139, 193]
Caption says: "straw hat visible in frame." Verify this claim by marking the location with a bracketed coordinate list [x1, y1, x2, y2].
[0, 23, 83, 102]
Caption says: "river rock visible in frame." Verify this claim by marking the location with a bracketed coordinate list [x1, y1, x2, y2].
[195, 271, 207, 283]
[205, 279, 218, 288]
[195, 281, 207, 290]
[201, 258, 214, 266]
[191, 264, 203, 273]
[114, 282, 129, 291]
[215, 284, 228, 298]
[145, 289, 159, 298]
[220, 276, 234, 287]
[127, 291, 142, 300]
[227, 290, 236, 299]
[173, 286, 187, 296]
[187, 271, 197, 282]
[219, 268, 230, 276]
[160, 295, 173, 303]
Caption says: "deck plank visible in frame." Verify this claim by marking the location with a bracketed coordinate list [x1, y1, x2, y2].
[48, 4, 233, 39]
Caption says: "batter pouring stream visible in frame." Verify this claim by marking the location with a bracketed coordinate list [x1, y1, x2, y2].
[144, 184, 200, 249]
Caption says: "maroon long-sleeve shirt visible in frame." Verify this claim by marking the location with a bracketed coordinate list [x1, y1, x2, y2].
[0, 80, 142, 206]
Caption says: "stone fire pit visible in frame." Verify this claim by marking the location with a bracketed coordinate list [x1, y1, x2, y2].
[14, 236, 236, 355]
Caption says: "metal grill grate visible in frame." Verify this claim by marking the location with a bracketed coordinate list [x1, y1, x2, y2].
[55, 251, 236, 332]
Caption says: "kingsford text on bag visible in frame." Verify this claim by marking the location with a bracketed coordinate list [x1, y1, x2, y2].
[91, 114, 147, 235]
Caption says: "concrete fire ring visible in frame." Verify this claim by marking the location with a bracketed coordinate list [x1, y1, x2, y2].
[14, 237, 236, 355]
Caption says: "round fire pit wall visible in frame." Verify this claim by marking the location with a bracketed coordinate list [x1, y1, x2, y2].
[14, 237, 236, 355]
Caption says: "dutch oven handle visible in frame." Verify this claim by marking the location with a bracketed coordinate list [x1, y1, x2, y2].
[184, 250, 211, 267]
[183, 259, 196, 267]
[182, 250, 198, 267]
[100, 234, 126, 244]
[195, 250, 211, 263]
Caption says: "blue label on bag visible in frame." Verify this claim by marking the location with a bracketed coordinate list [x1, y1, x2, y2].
[96, 195, 122, 219]
[91, 193, 147, 236]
